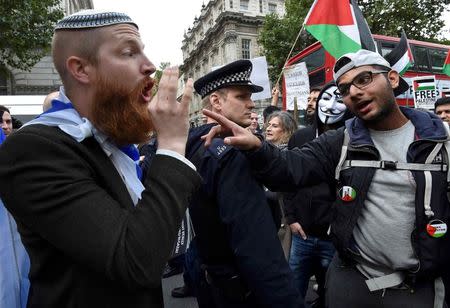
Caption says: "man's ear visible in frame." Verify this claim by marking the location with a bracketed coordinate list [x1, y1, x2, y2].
[210, 92, 222, 111]
[387, 70, 400, 90]
[66, 56, 93, 84]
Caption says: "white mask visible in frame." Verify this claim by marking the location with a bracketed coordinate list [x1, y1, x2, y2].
[318, 85, 347, 125]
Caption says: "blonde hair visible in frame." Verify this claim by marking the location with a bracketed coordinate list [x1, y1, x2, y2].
[266, 111, 296, 144]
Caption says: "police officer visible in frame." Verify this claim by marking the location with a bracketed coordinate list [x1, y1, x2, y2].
[186, 60, 302, 308]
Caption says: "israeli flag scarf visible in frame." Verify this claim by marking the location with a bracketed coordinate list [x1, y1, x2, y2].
[24, 87, 144, 205]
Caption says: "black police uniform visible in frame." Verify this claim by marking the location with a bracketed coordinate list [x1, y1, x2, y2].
[189, 59, 301, 307]
[186, 124, 302, 308]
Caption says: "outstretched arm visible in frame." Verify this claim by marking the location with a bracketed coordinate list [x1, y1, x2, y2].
[201, 109, 262, 150]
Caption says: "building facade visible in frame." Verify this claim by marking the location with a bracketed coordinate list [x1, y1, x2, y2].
[0, 0, 93, 96]
[181, 0, 285, 126]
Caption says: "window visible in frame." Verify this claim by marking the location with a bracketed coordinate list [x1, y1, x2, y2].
[0, 74, 7, 95]
[379, 41, 397, 57]
[429, 48, 448, 73]
[240, 0, 249, 10]
[259, 0, 263, 12]
[268, 3, 277, 13]
[309, 69, 326, 88]
[242, 39, 251, 59]
[230, 0, 233, 9]
[299, 48, 325, 72]
[412, 45, 430, 71]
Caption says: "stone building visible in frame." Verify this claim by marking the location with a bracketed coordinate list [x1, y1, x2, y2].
[180, 0, 285, 126]
[0, 0, 93, 96]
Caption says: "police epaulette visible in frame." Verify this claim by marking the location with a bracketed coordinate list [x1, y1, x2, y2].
[207, 138, 233, 159]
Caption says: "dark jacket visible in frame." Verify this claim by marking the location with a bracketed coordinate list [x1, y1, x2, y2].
[0, 124, 201, 308]
[284, 84, 353, 237]
[248, 107, 450, 278]
[186, 124, 302, 308]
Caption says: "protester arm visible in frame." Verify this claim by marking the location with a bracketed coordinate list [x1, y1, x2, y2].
[246, 129, 344, 192]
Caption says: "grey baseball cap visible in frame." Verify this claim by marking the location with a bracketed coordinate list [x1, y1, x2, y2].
[55, 9, 138, 31]
[333, 49, 409, 96]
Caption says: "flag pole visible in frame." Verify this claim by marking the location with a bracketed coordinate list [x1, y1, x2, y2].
[275, 23, 306, 87]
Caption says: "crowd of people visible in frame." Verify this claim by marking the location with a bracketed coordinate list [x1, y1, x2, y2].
[1, 8, 450, 308]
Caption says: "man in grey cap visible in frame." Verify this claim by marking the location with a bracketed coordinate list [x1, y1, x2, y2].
[0, 9, 201, 308]
[184, 59, 302, 308]
[201, 49, 450, 307]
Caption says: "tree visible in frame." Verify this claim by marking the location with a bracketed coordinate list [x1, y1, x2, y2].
[259, 0, 449, 83]
[0, 0, 63, 74]
[258, 0, 314, 82]
[151, 62, 171, 96]
[358, 0, 447, 42]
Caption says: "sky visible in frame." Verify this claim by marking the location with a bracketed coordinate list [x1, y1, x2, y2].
[93, 0, 207, 68]
[92, 0, 450, 69]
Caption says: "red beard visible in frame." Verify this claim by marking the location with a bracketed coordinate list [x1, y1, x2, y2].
[90, 74, 155, 146]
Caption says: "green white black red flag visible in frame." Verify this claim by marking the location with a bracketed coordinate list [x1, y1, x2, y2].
[385, 30, 414, 76]
[304, 0, 376, 59]
[443, 49, 450, 77]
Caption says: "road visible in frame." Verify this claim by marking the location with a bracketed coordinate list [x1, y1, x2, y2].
[162, 274, 319, 307]
[162, 274, 198, 308]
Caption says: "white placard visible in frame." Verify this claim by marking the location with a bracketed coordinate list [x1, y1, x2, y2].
[249, 56, 271, 101]
[412, 75, 440, 109]
[283, 62, 310, 111]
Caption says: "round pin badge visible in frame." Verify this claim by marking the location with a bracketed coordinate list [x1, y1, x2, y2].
[426, 220, 447, 238]
[339, 186, 356, 202]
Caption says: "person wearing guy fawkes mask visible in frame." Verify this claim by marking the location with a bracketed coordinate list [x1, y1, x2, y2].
[284, 82, 353, 308]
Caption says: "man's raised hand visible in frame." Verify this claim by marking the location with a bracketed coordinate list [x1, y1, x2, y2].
[149, 67, 193, 155]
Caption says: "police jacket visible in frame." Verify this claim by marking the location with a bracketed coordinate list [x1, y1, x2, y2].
[247, 107, 450, 279]
[186, 124, 302, 308]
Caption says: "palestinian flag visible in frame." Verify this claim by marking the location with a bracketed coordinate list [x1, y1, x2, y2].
[442, 88, 450, 98]
[413, 77, 435, 91]
[443, 49, 450, 77]
[304, 0, 376, 59]
[385, 30, 414, 76]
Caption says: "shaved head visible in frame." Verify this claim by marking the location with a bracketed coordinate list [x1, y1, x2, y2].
[52, 28, 108, 91]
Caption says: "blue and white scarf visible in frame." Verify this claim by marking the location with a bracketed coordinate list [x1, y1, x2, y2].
[24, 87, 144, 205]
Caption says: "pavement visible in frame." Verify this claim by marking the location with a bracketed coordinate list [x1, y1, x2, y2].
[162, 273, 319, 308]
[162, 274, 198, 308]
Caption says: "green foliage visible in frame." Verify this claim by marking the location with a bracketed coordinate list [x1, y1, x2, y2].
[0, 0, 63, 72]
[258, 0, 314, 82]
[357, 0, 447, 41]
[151, 62, 171, 96]
[259, 0, 449, 83]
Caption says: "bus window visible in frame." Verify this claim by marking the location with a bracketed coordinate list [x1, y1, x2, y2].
[379, 41, 396, 57]
[301, 48, 325, 72]
[412, 45, 430, 72]
[309, 69, 325, 88]
[429, 48, 447, 73]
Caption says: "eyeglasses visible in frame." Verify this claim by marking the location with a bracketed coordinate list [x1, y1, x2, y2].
[337, 70, 388, 97]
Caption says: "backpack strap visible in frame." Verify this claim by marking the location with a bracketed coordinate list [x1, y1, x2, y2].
[341, 160, 447, 172]
[335, 129, 350, 181]
[442, 122, 450, 183]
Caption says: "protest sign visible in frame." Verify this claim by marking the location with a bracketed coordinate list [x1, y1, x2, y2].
[412, 75, 440, 109]
[250, 56, 271, 100]
[283, 62, 310, 110]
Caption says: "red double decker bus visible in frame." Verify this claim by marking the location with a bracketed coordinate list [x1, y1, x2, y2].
[283, 34, 450, 108]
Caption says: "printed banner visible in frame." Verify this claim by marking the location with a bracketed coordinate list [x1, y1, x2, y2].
[169, 209, 193, 259]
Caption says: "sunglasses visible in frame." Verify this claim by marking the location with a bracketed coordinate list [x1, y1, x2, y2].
[337, 70, 389, 97]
